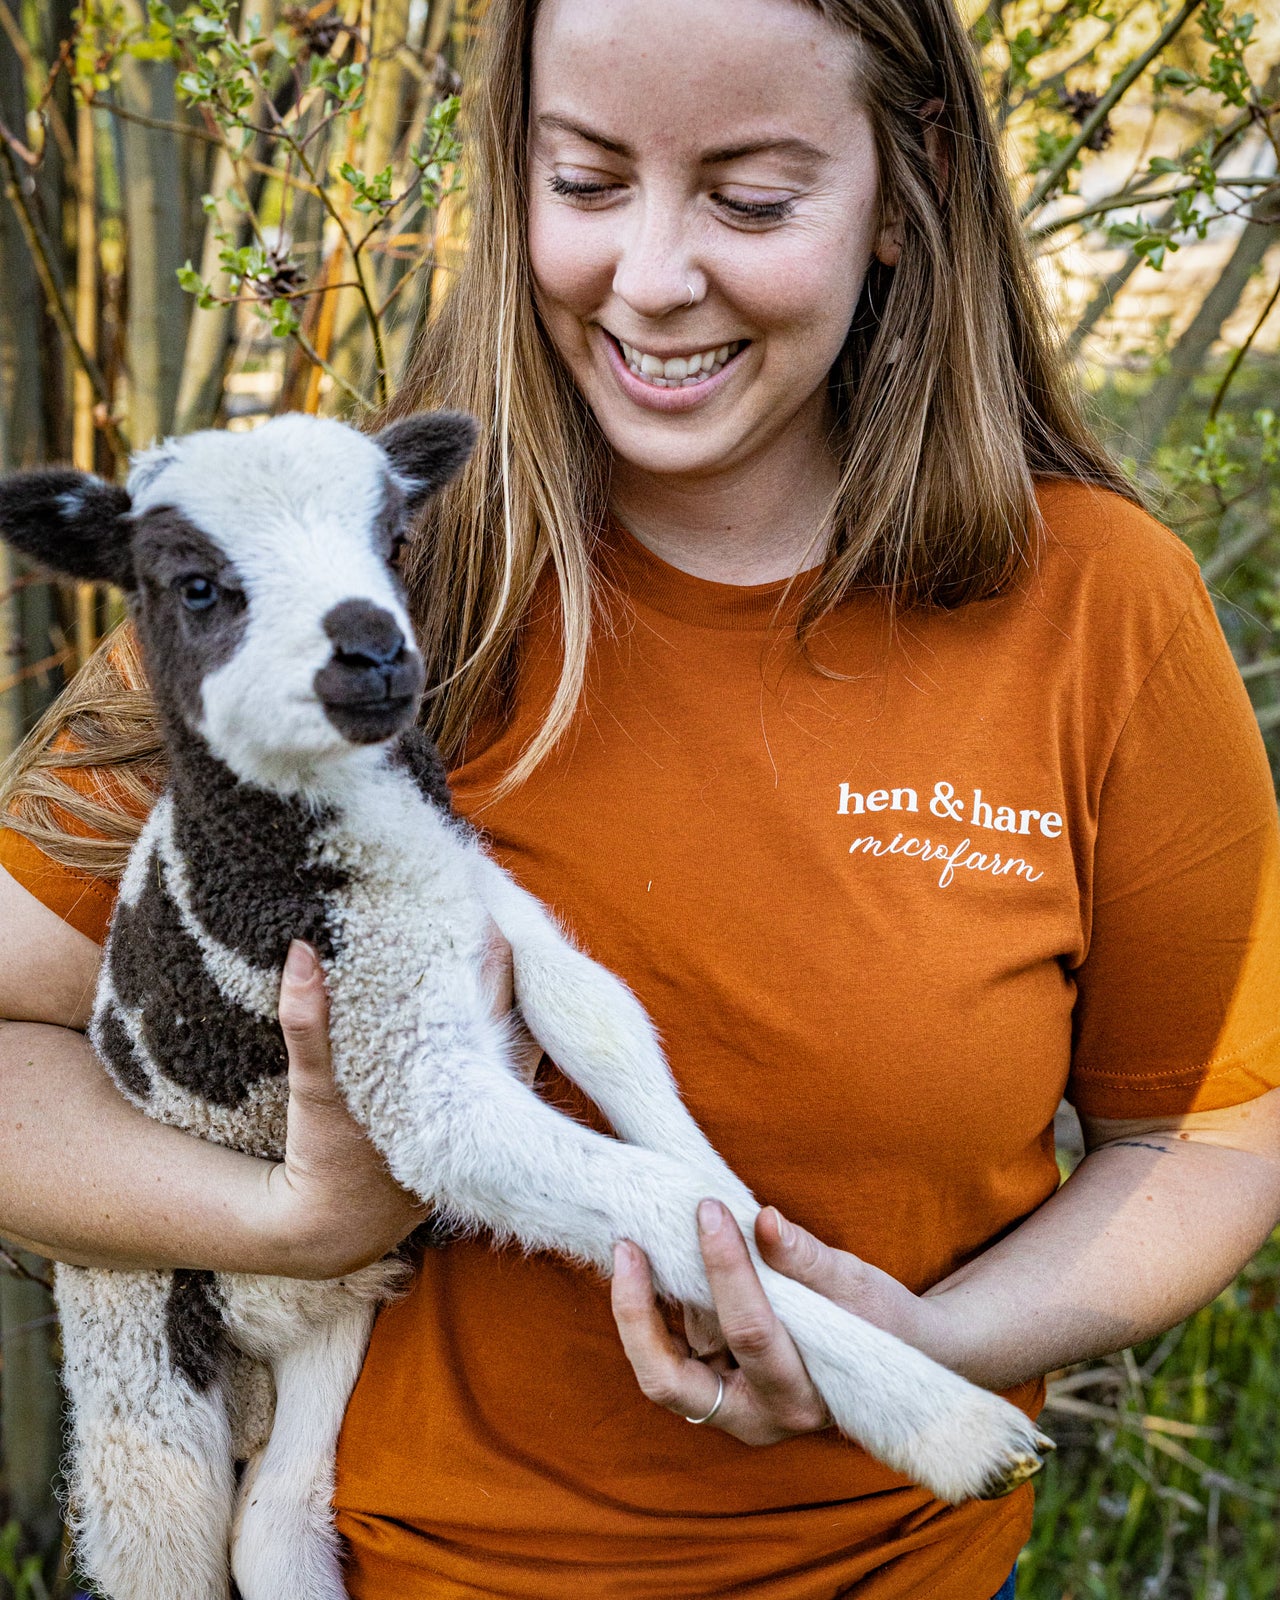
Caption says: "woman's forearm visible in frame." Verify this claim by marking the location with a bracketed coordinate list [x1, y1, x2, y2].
[0, 969, 424, 1279]
[0, 1020, 293, 1273]
[924, 1131, 1280, 1391]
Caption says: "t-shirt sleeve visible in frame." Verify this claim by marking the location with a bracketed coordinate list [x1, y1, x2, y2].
[1067, 580, 1280, 1119]
[0, 825, 116, 945]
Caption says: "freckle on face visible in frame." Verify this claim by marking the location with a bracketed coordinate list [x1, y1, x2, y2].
[527, 0, 883, 485]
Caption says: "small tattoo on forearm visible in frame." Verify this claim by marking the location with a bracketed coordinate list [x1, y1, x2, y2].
[1112, 1139, 1172, 1154]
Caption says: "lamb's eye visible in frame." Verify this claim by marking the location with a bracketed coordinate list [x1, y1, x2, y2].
[389, 536, 409, 568]
[178, 576, 218, 612]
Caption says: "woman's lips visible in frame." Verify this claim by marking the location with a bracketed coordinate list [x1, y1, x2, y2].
[597, 328, 748, 413]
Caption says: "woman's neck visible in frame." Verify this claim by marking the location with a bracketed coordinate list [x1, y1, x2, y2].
[608, 409, 841, 586]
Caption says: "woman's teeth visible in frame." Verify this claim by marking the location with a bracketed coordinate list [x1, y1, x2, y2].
[618, 339, 744, 387]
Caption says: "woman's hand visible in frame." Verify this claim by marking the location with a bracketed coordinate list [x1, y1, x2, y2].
[254, 940, 427, 1278]
[610, 1199, 955, 1445]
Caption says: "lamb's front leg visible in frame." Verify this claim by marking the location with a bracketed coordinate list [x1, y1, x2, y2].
[379, 1034, 1051, 1505]
[474, 855, 755, 1208]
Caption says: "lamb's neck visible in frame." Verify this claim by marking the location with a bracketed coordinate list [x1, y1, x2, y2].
[159, 722, 350, 967]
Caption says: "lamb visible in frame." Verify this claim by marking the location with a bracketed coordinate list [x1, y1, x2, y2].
[0, 411, 1052, 1600]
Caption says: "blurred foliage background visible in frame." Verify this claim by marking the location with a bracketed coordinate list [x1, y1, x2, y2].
[0, 0, 1276, 1594]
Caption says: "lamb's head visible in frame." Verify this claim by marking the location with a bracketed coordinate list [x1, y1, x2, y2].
[0, 410, 476, 790]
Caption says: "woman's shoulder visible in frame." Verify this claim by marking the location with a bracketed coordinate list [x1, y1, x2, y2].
[1027, 475, 1205, 666]
[1034, 475, 1198, 590]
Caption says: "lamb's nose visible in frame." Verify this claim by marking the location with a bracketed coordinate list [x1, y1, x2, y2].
[323, 599, 406, 669]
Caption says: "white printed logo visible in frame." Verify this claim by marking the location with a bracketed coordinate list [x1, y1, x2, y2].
[836, 780, 1062, 889]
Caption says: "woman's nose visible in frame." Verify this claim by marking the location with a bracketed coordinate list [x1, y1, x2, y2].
[610, 199, 702, 319]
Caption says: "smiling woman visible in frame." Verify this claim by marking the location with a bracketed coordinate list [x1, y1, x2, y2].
[2, 0, 1279, 1597]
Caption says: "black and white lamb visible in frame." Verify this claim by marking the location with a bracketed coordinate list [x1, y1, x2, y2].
[0, 412, 1051, 1600]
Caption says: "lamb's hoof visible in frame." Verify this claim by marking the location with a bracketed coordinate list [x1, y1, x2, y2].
[979, 1431, 1056, 1499]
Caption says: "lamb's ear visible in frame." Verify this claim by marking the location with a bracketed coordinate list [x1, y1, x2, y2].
[0, 468, 135, 588]
[376, 411, 479, 515]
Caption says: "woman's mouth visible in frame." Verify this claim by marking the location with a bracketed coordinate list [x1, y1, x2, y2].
[615, 337, 748, 388]
[598, 329, 749, 412]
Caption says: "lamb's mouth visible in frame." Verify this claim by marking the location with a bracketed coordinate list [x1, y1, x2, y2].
[319, 696, 418, 745]
[609, 334, 748, 389]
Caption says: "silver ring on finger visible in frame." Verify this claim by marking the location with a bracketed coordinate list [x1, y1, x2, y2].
[684, 1370, 726, 1426]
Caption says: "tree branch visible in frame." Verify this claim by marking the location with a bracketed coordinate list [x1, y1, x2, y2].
[1206, 270, 1280, 423]
[1022, 0, 1205, 217]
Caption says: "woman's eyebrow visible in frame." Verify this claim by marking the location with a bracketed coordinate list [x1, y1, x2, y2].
[534, 114, 829, 169]
[535, 112, 631, 157]
[702, 137, 830, 166]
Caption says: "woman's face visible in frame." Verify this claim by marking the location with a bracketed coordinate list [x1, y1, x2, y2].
[527, 0, 890, 486]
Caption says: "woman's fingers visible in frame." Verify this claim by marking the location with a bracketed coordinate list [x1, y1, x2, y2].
[279, 940, 337, 1105]
[755, 1204, 860, 1294]
[697, 1201, 829, 1433]
[611, 1240, 723, 1417]
[756, 1204, 934, 1354]
[270, 941, 425, 1276]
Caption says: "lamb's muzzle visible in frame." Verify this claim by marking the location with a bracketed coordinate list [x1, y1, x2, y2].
[316, 598, 424, 744]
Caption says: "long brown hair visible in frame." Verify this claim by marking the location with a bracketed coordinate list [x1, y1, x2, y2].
[2, 0, 1133, 873]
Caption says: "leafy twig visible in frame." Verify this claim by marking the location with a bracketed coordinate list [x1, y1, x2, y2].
[290, 324, 375, 411]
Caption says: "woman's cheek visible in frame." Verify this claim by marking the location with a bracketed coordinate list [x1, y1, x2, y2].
[528, 202, 613, 319]
[713, 239, 866, 363]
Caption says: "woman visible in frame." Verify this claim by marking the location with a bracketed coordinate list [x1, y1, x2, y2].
[2, 0, 1279, 1594]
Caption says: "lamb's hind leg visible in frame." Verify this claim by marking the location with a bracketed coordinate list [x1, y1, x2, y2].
[226, 1275, 388, 1600]
[474, 855, 754, 1208]
[387, 1045, 1052, 1505]
[56, 1265, 235, 1600]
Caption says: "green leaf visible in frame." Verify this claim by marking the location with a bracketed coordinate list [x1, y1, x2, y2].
[269, 296, 300, 338]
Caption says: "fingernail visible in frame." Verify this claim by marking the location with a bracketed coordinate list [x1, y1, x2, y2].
[285, 941, 314, 980]
[698, 1199, 724, 1234]
[614, 1240, 635, 1272]
[775, 1211, 797, 1248]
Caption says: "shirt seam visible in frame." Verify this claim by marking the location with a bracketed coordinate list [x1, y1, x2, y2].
[1072, 1019, 1280, 1086]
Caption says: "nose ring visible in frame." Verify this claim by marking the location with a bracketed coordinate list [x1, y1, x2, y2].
[685, 281, 696, 307]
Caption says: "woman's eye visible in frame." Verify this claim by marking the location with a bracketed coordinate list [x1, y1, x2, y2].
[178, 576, 218, 612]
[714, 192, 796, 225]
[548, 172, 620, 203]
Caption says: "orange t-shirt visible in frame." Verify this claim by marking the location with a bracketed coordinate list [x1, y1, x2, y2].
[4, 480, 1279, 1599]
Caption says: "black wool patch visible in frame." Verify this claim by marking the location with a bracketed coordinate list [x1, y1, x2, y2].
[392, 726, 453, 814]
[166, 1270, 230, 1393]
[166, 724, 347, 969]
[90, 1002, 151, 1103]
[109, 864, 287, 1108]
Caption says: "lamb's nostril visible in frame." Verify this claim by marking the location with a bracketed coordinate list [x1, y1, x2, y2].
[334, 640, 404, 671]
[322, 599, 406, 670]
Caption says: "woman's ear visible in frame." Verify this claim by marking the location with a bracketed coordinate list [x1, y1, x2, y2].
[874, 217, 903, 269]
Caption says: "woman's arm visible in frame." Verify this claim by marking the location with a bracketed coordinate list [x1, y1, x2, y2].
[610, 1091, 1280, 1443]
[0, 865, 424, 1278]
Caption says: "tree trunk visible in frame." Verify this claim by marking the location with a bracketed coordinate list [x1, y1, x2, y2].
[1133, 188, 1280, 465]
[0, 1, 60, 748]
[116, 17, 188, 447]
